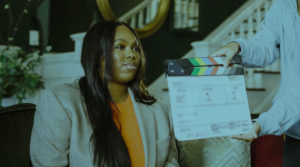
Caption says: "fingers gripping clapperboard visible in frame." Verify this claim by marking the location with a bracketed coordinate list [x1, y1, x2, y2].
[164, 56, 252, 141]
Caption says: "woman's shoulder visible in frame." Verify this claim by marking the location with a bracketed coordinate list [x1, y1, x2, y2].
[38, 80, 83, 109]
[47, 81, 81, 98]
[34, 81, 83, 124]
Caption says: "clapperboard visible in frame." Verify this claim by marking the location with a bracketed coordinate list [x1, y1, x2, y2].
[165, 57, 252, 141]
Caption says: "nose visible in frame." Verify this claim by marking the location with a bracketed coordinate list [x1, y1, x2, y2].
[125, 49, 136, 59]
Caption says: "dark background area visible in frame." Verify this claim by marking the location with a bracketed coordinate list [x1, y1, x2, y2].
[0, 0, 246, 84]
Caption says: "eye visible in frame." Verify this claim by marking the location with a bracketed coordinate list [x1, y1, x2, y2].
[132, 47, 139, 52]
[115, 45, 125, 50]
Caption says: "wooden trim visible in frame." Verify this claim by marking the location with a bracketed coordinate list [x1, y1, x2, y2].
[96, 0, 171, 38]
[96, 0, 118, 21]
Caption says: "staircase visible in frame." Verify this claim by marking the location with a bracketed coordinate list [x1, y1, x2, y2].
[149, 0, 280, 115]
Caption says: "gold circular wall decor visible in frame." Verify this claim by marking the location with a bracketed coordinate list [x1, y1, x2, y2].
[96, 0, 170, 38]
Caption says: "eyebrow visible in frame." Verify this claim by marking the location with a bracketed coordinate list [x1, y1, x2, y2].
[114, 39, 139, 46]
[114, 39, 127, 42]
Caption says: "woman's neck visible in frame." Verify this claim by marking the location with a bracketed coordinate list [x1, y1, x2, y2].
[108, 82, 129, 103]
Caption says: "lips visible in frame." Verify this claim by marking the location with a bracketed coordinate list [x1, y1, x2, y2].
[123, 62, 137, 69]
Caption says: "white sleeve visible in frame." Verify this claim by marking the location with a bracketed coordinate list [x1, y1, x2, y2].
[256, 81, 300, 136]
[232, 0, 282, 67]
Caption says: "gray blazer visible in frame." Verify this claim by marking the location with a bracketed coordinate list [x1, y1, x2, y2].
[30, 81, 179, 167]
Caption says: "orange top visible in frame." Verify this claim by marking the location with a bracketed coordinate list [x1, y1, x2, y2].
[111, 95, 145, 167]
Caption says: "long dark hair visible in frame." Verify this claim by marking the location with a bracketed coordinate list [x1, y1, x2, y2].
[79, 21, 156, 167]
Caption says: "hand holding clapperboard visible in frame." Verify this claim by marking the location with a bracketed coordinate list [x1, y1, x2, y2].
[164, 56, 252, 141]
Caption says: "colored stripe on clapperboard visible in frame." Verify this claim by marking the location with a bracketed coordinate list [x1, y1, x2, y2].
[189, 67, 244, 76]
[169, 67, 244, 76]
[171, 57, 240, 67]
[164, 57, 244, 76]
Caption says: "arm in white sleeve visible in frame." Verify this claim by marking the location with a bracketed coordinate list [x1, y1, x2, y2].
[30, 90, 71, 167]
[232, 0, 282, 67]
[256, 81, 300, 136]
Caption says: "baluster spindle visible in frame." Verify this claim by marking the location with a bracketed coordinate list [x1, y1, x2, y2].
[247, 16, 254, 39]
[254, 72, 263, 89]
[151, 0, 159, 20]
[193, 0, 199, 31]
[182, 0, 189, 28]
[138, 11, 144, 28]
[239, 22, 245, 38]
[146, 5, 151, 24]
[188, 0, 195, 30]
[246, 68, 255, 89]
[256, 7, 262, 31]
[230, 31, 234, 40]
[130, 17, 136, 28]
[174, 0, 182, 29]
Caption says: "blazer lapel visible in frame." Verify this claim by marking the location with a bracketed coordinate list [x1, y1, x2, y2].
[129, 90, 156, 167]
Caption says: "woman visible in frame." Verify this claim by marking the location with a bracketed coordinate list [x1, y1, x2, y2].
[30, 21, 179, 167]
[210, 0, 300, 166]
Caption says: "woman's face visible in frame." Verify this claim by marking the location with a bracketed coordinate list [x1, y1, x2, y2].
[110, 25, 141, 85]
